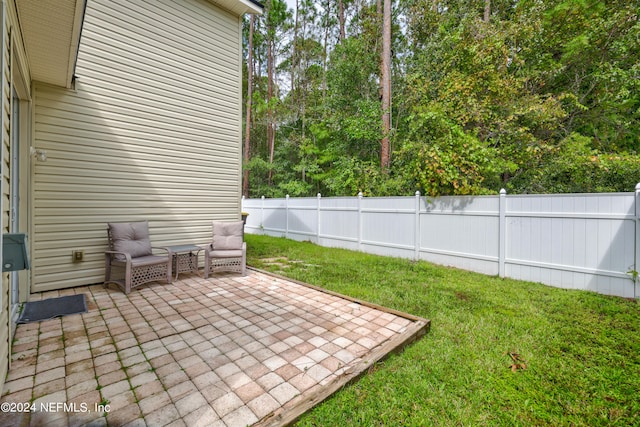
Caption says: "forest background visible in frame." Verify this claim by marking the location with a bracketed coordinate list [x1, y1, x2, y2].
[241, 0, 640, 198]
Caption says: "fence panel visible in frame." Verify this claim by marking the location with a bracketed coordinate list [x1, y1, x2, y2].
[505, 193, 636, 297]
[317, 196, 360, 250]
[286, 197, 319, 241]
[261, 198, 287, 234]
[361, 196, 417, 258]
[242, 198, 263, 231]
[419, 195, 501, 275]
[242, 188, 640, 299]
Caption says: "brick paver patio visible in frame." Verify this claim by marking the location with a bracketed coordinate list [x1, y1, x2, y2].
[0, 270, 429, 427]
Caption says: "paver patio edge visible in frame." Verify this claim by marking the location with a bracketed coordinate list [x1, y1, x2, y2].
[255, 319, 429, 426]
[248, 267, 431, 426]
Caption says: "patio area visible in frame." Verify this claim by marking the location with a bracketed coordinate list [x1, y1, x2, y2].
[0, 269, 429, 427]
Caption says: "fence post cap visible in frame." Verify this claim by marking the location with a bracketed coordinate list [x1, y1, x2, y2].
[415, 191, 421, 196]
[636, 183, 640, 191]
[358, 192, 364, 198]
[500, 188, 507, 195]
[317, 193, 321, 198]
[261, 195, 265, 200]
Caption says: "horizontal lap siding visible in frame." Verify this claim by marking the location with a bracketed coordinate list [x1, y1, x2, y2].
[32, 0, 242, 292]
[0, 2, 9, 393]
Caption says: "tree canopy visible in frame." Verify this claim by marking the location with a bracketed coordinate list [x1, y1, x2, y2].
[242, 0, 640, 197]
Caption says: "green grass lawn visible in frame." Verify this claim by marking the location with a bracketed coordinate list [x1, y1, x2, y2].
[245, 234, 640, 427]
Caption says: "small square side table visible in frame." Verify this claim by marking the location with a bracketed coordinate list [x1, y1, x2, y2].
[167, 245, 203, 280]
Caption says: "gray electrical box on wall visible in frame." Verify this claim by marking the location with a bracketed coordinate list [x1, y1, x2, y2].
[2, 233, 30, 272]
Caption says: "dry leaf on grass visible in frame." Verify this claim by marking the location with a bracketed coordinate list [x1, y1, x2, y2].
[507, 352, 527, 372]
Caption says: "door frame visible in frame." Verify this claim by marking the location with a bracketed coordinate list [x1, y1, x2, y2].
[9, 41, 31, 331]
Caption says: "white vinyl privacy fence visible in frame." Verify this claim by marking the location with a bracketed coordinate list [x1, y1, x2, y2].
[242, 186, 640, 299]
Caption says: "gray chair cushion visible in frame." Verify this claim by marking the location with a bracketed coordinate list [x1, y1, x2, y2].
[212, 221, 244, 250]
[109, 221, 153, 260]
[207, 249, 244, 258]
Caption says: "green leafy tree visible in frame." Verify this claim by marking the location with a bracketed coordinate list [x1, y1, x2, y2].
[394, 105, 504, 196]
[243, 0, 640, 197]
[536, 0, 640, 152]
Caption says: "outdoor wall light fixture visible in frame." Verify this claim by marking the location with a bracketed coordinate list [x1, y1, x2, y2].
[30, 147, 47, 162]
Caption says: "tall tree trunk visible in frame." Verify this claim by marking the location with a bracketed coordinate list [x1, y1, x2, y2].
[243, 15, 255, 198]
[323, 0, 331, 100]
[292, 0, 300, 111]
[267, 35, 275, 184]
[338, 0, 346, 41]
[380, 0, 391, 171]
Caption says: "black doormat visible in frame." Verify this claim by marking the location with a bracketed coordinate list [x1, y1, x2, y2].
[18, 294, 87, 323]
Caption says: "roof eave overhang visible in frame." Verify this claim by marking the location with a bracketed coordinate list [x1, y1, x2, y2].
[16, 0, 86, 88]
[211, 0, 264, 15]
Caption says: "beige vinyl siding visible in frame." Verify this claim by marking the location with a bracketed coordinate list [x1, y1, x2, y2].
[31, 0, 243, 292]
[0, 0, 31, 393]
[0, 0, 9, 393]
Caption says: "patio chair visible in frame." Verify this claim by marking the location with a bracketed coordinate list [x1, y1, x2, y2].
[104, 221, 172, 294]
[204, 221, 247, 277]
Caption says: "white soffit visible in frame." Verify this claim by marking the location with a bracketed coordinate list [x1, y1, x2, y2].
[210, 0, 263, 15]
[16, 0, 85, 88]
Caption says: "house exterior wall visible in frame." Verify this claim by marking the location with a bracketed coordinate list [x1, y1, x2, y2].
[0, 0, 34, 395]
[0, 1, 8, 395]
[31, 0, 244, 292]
